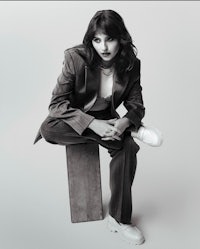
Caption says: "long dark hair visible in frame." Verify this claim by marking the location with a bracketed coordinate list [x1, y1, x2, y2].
[82, 9, 137, 75]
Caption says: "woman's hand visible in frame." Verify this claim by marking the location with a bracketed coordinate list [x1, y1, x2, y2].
[101, 117, 131, 141]
[88, 118, 121, 141]
[113, 117, 131, 134]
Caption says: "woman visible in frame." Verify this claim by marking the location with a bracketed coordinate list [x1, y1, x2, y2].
[34, 9, 152, 245]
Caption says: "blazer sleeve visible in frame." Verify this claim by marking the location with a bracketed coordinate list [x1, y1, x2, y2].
[123, 60, 145, 130]
[48, 50, 95, 135]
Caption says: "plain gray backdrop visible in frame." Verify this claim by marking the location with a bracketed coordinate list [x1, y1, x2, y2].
[1, 1, 200, 249]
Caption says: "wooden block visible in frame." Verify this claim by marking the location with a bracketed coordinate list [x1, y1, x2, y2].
[66, 143, 103, 223]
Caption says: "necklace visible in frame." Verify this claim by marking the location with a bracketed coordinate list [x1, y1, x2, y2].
[100, 67, 114, 76]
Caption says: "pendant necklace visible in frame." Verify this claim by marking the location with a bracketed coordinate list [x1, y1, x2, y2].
[100, 67, 114, 77]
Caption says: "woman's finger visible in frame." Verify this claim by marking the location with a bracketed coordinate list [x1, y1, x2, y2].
[106, 118, 117, 125]
[106, 127, 121, 137]
[101, 134, 121, 141]
[101, 137, 115, 141]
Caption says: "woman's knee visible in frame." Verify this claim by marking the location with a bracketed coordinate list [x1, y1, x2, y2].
[40, 117, 88, 145]
[40, 121, 53, 143]
[40, 117, 62, 143]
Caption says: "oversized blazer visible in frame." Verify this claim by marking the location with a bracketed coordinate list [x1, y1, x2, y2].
[34, 45, 145, 144]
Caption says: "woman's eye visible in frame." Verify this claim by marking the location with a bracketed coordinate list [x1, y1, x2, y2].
[93, 38, 101, 43]
[107, 37, 113, 41]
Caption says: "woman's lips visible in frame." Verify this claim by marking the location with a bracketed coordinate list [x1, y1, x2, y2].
[101, 52, 111, 57]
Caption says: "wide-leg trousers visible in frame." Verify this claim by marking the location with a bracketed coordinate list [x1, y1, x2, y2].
[39, 111, 140, 224]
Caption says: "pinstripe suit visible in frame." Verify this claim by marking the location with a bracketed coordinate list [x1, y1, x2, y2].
[34, 45, 145, 223]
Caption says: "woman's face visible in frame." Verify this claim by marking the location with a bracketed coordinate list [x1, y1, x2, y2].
[92, 30, 120, 62]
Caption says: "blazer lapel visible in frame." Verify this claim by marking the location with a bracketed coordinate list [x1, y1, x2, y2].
[84, 66, 100, 111]
[112, 72, 129, 108]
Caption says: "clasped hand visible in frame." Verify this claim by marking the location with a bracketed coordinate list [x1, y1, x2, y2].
[88, 118, 130, 141]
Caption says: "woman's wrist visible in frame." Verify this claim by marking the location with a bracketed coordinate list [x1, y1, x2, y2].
[88, 118, 96, 129]
[121, 117, 131, 129]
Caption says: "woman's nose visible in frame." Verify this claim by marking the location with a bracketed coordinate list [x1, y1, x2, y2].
[101, 41, 108, 51]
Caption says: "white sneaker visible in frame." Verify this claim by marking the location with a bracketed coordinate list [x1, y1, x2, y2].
[131, 125, 163, 147]
[107, 215, 145, 245]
